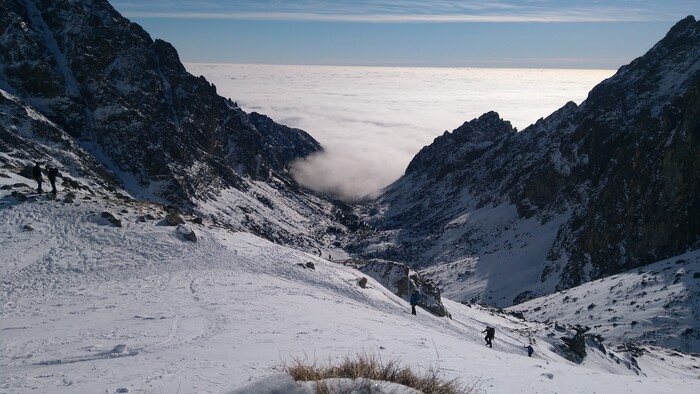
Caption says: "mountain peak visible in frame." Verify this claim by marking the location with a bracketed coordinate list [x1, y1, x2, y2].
[666, 15, 698, 37]
[355, 16, 700, 309]
[404, 111, 514, 176]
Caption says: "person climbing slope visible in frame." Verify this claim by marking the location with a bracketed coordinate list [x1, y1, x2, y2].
[32, 162, 43, 193]
[482, 326, 495, 348]
[410, 291, 420, 315]
[525, 344, 534, 357]
[47, 167, 59, 194]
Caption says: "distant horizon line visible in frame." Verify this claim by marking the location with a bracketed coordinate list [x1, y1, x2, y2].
[122, 11, 679, 24]
[183, 61, 618, 72]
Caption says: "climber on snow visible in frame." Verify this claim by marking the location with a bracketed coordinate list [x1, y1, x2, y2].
[48, 167, 59, 194]
[410, 291, 420, 315]
[32, 162, 43, 193]
[482, 326, 495, 348]
[525, 344, 534, 357]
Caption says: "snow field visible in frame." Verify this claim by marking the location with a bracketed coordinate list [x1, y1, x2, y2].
[1, 182, 699, 393]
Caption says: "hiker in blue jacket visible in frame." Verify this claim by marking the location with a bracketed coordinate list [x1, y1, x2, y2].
[410, 291, 420, 315]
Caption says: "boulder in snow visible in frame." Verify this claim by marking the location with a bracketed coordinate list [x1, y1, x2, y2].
[63, 192, 76, 204]
[165, 211, 185, 226]
[177, 225, 197, 242]
[360, 259, 450, 317]
[101, 212, 122, 227]
[357, 277, 368, 288]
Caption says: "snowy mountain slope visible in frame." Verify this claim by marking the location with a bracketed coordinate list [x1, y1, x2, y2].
[1, 84, 349, 255]
[0, 0, 354, 254]
[509, 250, 700, 353]
[2, 2, 699, 391]
[0, 0, 322, 203]
[0, 87, 121, 193]
[349, 16, 700, 308]
[2, 177, 699, 393]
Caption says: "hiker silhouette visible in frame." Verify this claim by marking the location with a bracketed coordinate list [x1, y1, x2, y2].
[482, 326, 495, 348]
[48, 167, 59, 194]
[32, 162, 43, 193]
[410, 291, 420, 315]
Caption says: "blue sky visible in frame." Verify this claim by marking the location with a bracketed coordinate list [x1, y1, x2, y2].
[110, 1, 700, 69]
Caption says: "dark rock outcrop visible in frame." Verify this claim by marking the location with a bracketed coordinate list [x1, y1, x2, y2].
[357, 277, 368, 288]
[101, 211, 122, 227]
[164, 211, 185, 226]
[360, 259, 449, 317]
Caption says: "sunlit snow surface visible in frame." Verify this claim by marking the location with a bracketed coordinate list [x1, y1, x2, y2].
[1, 174, 699, 393]
[186, 64, 615, 199]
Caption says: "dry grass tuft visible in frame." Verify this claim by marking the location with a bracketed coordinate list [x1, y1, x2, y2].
[284, 353, 474, 394]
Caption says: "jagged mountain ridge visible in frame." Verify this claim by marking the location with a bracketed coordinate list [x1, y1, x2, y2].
[0, 0, 362, 250]
[350, 16, 700, 307]
[0, 0, 320, 205]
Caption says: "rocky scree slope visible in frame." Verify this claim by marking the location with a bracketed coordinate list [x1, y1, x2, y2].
[349, 16, 700, 306]
[509, 250, 700, 354]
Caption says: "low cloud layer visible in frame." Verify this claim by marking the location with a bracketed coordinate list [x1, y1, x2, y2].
[187, 63, 613, 200]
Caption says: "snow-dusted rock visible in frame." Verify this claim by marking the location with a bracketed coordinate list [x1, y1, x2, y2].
[228, 374, 424, 394]
[360, 259, 449, 317]
[165, 211, 185, 226]
[101, 211, 122, 227]
[177, 225, 197, 242]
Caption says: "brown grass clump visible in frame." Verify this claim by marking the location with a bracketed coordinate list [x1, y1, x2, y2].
[284, 353, 474, 394]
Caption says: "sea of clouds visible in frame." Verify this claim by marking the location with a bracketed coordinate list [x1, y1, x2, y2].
[186, 64, 614, 200]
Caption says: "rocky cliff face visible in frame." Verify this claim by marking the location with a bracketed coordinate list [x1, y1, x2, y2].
[0, 0, 320, 205]
[0, 0, 355, 251]
[351, 16, 700, 306]
[545, 16, 700, 289]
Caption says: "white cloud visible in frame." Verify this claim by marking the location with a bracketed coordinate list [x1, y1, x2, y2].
[113, 0, 669, 23]
[121, 11, 656, 23]
[187, 63, 614, 200]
